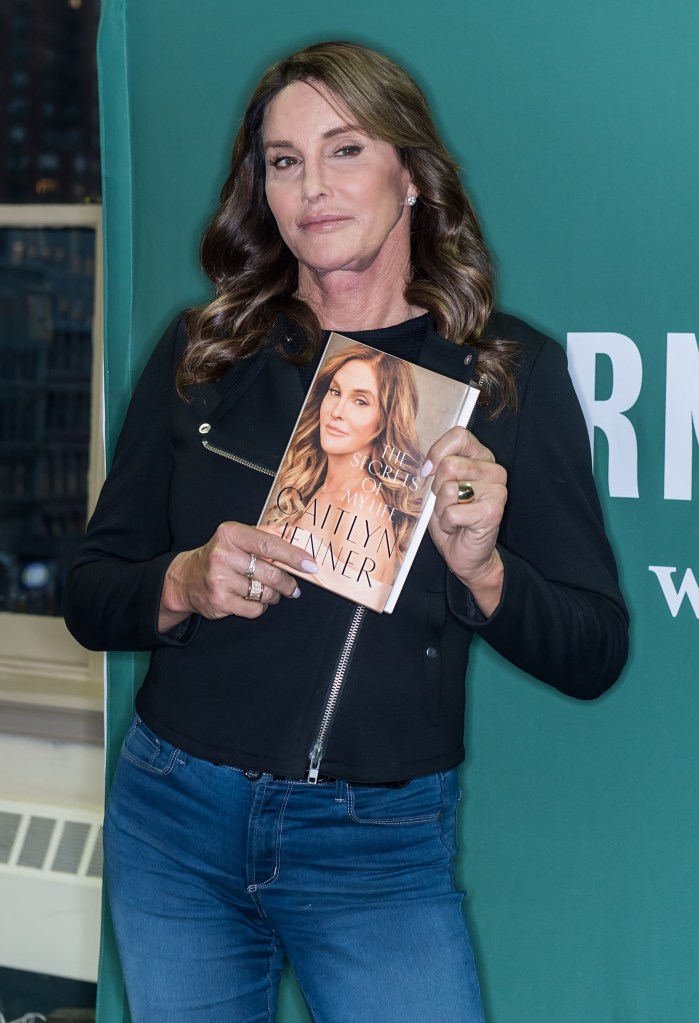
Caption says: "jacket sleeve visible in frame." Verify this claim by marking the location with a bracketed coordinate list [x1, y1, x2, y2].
[63, 313, 200, 652]
[447, 336, 629, 699]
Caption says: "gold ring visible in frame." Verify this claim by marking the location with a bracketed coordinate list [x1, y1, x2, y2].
[246, 578, 264, 602]
[457, 481, 475, 504]
[245, 553, 257, 579]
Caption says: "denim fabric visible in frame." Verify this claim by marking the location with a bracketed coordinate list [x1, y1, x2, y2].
[104, 715, 486, 1023]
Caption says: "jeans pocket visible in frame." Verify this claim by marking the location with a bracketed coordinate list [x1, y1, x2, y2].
[120, 715, 181, 776]
[347, 772, 444, 826]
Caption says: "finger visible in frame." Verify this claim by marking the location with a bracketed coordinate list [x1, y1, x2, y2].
[196, 572, 280, 615]
[246, 561, 301, 600]
[421, 427, 495, 477]
[431, 453, 507, 496]
[227, 594, 270, 620]
[438, 494, 506, 534]
[200, 533, 297, 599]
[228, 552, 296, 597]
[432, 483, 507, 535]
[433, 479, 479, 518]
[237, 576, 284, 606]
[220, 522, 319, 576]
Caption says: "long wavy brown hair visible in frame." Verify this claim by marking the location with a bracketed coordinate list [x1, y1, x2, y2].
[180, 41, 518, 414]
[262, 344, 424, 558]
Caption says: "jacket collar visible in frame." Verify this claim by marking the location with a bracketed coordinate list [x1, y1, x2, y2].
[186, 317, 480, 425]
[419, 319, 479, 385]
[186, 343, 278, 425]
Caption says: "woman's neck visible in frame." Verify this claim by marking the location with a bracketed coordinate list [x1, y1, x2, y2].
[321, 455, 366, 495]
[297, 252, 425, 331]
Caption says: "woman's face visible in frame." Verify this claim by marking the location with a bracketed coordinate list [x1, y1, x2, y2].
[319, 359, 382, 458]
[262, 81, 414, 279]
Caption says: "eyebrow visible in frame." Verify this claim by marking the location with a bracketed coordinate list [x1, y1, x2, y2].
[263, 125, 362, 150]
[328, 377, 376, 398]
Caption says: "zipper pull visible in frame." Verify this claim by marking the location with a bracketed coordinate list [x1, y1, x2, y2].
[307, 742, 323, 784]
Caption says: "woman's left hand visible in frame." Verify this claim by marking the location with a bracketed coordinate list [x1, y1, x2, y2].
[423, 427, 507, 617]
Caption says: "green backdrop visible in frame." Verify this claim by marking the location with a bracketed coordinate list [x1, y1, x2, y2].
[96, 1, 698, 1020]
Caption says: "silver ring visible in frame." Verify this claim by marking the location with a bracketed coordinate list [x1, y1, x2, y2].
[457, 481, 476, 504]
[246, 578, 264, 602]
[245, 553, 257, 579]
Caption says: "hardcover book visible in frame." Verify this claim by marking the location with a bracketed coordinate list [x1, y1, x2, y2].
[258, 332, 479, 613]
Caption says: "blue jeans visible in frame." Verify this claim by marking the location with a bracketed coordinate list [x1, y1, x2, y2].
[104, 715, 486, 1022]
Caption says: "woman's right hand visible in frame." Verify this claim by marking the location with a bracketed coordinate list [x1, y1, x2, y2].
[158, 522, 318, 632]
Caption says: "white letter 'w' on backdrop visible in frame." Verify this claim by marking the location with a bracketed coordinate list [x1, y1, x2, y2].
[566, 333, 643, 499]
[648, 567, 699, 617]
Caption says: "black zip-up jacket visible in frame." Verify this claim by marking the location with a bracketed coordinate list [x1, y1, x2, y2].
[63, 311, 629, 783]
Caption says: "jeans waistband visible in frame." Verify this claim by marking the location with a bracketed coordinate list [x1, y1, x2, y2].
[239, 768, 410, 789]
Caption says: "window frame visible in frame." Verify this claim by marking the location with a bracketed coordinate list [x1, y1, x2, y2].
[0, 203, 104, 745]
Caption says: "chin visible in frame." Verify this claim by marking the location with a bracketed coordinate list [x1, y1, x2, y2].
[322, 441, 349, 456]
[298, 246, 373, 276]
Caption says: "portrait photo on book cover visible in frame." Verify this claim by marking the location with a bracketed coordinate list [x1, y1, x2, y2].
[258, 332, 477, 612]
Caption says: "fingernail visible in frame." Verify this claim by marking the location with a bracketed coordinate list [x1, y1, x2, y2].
[301, 559, 319, 574]
[420, 459, 433, 478]
[292, 586, 301, 598]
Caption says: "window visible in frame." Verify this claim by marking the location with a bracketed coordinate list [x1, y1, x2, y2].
[37, 152, 60, 172]
[0, 204, 103, 743]
[1, 1, 100, 206]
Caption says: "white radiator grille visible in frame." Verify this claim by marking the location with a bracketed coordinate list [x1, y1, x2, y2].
[0, 802, 102, 881]
[0, 799, 102, 981]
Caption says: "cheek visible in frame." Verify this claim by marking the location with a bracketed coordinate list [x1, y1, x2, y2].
[376, 163, 410, 210]
[265, 184, 292, 238]
[356, 409, 381, 440]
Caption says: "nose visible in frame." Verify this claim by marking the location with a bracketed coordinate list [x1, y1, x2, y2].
[301, 157, 330, 202]
[330, 395, 346, 418]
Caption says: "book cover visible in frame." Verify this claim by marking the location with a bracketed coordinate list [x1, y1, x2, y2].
[258, 332, 479, 613]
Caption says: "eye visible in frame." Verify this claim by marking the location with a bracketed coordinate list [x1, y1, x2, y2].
[334, 144, 363, 158]
[269, 154, 298, 169]
[328, 386, 340, 396]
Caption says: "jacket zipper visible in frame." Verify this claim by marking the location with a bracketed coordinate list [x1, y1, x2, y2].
[304, 383, 480, 783]
[201, 438, 276, 477]
[202, 433, 367, 783]
[307, 604, 367, 783]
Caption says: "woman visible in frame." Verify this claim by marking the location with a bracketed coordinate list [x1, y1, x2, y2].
[64, 41, 628, 1023]
[260, 342, 424, 603]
